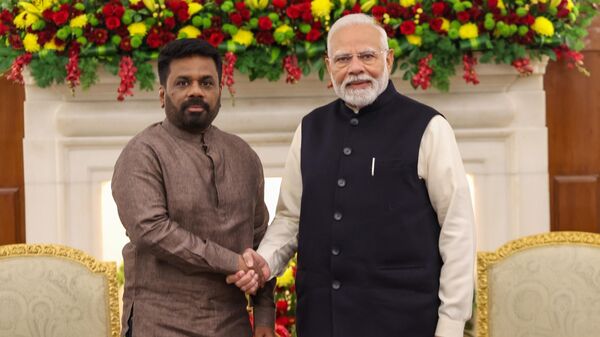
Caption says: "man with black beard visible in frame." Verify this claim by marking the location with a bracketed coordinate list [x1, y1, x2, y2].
[228, 14, 475, 337]
[111, 39, 275, 337]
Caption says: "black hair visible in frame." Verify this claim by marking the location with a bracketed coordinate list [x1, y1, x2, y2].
[157, 39, 222, 87]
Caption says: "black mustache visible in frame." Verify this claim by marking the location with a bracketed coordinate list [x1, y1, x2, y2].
[181, 98, 209, 112]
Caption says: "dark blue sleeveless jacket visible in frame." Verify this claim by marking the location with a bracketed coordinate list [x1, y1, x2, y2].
[296, 81, 442, 337]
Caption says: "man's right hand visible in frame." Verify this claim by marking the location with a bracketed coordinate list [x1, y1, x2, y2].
[226, 249, 271, 294]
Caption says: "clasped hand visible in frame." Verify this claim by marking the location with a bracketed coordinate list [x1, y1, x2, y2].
[226, 248, 271, 295]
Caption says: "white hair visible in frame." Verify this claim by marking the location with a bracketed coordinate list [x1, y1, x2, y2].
[327, 14, 389, 58]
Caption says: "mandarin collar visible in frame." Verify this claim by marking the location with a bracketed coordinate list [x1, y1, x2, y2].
[338, 80, 397, 117]
[161, 117, 214, 144]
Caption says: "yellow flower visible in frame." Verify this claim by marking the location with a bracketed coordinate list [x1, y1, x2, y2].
[188, 2, 203, 15]
[129, 0, 142, 5]
[246, 0, 269, 9]
[497, 0, 505, 9]
[178, 25, 201, 38]
[13, 12, 38, 29]
[459, 23, 479, 39]
[44, 38, 65, 51]
[69, 14, 88, 28]
[232, 29, 254, 46]
[23, 33, 40, 52]
[406, 34, 422, 46]
[275, 24, 292, 35]
[538, 0, 548, 3]
[276, 266, 295, 288]
[128, 22, 148, 37]
[532, 16, 554, 36]
[400, 0, 416, 8]
[441, 18, 450, 32]
[311, 0, 333, 18]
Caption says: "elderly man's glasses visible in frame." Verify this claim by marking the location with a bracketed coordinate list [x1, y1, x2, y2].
[329, 50, 388, 69]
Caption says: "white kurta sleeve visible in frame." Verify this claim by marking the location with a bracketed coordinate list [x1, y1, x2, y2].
[257, 124, 303, 278]
[418, 115, 476, 337]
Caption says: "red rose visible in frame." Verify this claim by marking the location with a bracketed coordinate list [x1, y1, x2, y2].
[119, 37, 132, 51]
[305, 28, 321, 42]
[1, 9, 14, 22]
[37, 30, 53, 44]
[274, 325, 290, 337]
[272, 0, 287, 9]
[432, 2, 446, 16]
[258, 16, 272, 31]
[52, 9, 69, 26]
[457, 11, 470, 23]
[207, 32, 225, 47]
[146, 31, 162, 48]
[275, 316, 290, 327]
[240, 8, 251, 20]
[163, 17, 176, 30]
[41, 9, 53, 21]
[399, 20, 416, 35]
[230, 13, 243, 26]
[161, 31, 176, 44]
[301, 11, 312, 23]
[256, 31, 274, 45]
[557, 8, 569, 18]
[276, 299, 288, 312]
[105, 16, 121, 30]
[383, 24, 396, 38]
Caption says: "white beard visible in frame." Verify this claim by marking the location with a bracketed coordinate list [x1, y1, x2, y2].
[331, 64, 389, 109]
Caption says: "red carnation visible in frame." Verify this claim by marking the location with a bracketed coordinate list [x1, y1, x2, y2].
[88, 28, 109, 44]
[520, 14, 534, 25]
[383, 24, 396, 38]
[9, 34, 22, 49]
[161, 31, 176, 44]
[1, 9, 14, 22]
[146, 30, 162, 48]
[163, 17, 176, 30]
[37, 30, 53, 45]
[487, 0, 498, 8]
[0, 23, 8, 35]
[371, 6, 386, 19]
[120, 37, 133, 51]
[432, 2, 446, 16]
[306, 28, 321, 42]
[272, 0, 287, 9]
[256, 31, 274, 45]
[234, 1, 247, 11]
[430, 18, 444, 33]
[276, 300, 288, 312]
[258, 16, 272, 31]
[41, 9, 53, 21]
[102, 2, 125, 18]
[276, 316, 291, 327]
[53, 9, 70, 26]
[105, 16, 121, 30]
[207, 31, 225, 47]
[176, 8, 190, 22]
[457, 11, 470, 23]
[286, 6, 300, 19]
[230, 13, 243, 26]
[399, 20, 416, 35]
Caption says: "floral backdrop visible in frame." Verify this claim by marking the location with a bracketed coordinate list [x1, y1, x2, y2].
[0, 0, 597, 100]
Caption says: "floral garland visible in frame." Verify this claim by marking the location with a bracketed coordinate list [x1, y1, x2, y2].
[0, 0, 596, 100]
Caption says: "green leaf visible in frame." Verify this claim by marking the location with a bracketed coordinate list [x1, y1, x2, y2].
[80, 57, 99, 90]
[29, 52, 67, 88]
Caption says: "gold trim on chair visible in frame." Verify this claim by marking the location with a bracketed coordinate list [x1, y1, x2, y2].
[0, 244, 120, 337]
[476, 231, 600, 337]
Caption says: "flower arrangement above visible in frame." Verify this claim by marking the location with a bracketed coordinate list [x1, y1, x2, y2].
[0, 0, 597, 100]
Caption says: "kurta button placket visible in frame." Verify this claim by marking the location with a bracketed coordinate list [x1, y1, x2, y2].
[337, 178, 346, 188]
[332, 280, 341, 290]
[343, 147, 352, 156]
[333, 212, 343, 221]
[349, 118, 359, 126]
[331, 247, 340, 256]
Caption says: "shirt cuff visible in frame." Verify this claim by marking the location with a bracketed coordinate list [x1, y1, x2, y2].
[435, 316, 466, 337]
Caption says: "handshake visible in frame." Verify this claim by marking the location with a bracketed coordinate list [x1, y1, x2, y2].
[227, 248, 271, 295]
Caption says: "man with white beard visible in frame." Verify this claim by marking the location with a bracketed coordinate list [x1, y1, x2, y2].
[228, 13, 475, 337]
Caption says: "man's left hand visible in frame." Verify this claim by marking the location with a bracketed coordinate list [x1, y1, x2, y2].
[254, 326, 275, 337]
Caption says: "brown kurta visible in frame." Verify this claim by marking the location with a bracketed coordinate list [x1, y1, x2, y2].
[112, 118, 274, 337]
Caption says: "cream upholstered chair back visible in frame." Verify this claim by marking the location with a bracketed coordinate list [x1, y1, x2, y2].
[477, 231, 600, 337]
[0, 244, 120, 337]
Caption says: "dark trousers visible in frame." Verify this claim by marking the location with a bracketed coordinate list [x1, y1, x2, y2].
[126, 314, 133, 337]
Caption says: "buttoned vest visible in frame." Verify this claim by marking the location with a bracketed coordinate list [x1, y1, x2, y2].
[296, 82, 442, 337]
